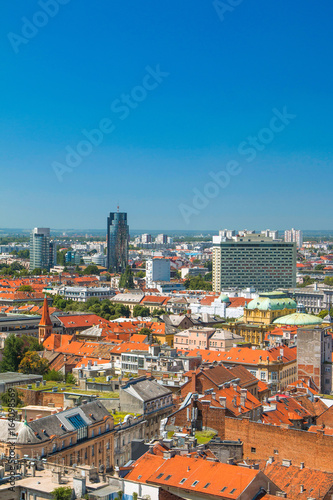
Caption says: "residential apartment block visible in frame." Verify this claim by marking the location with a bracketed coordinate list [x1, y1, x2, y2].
[284, 227, 303, 248]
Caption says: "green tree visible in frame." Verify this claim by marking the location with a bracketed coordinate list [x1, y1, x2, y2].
[17, 284, 34, 292]
[138, 327, 152, 336]
[0, 388, 23, 407]
[83, 264, 100, 275]
[44, 370, 64, 382]
[136, 271, 145, 278]
[30, 267, 43, 275]
[18, 351, 49, 375]
[21, 335, 44, 352]
[315, 264, 325, 271]
[132, 305, 150, 317]
[51, 486, 73, 500]
[119, 265, 134, 289]
[65, 372, 76, 384]
[185, 275, 212, 291]
[318, 309, 329, 319]
[0, 334, 25, 372]
[151, 308, 166, 316]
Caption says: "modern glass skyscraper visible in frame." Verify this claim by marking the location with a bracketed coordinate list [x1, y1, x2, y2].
[106, 211, 129, 273]
[29, 228, 51, 271]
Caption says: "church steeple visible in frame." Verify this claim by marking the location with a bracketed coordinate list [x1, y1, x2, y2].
[39, 295, 52, 344]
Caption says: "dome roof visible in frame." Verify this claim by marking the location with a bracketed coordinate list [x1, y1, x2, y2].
[247, 292, 296, 311]
[219, 293, 230, 303]
[273, 313, 323, 326]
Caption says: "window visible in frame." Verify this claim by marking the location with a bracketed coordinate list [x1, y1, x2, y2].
[165, 475, 172, 481]
[204, 483, 210, 489]
[274, 449, 278, 454]
[251, 447, 256, 453]
[179, 478, 187, 484]
[230, 489, 237, 494]
[157, 473, 164, 479]
[191, 481, 199, 487]
[221, 487, 227, 492]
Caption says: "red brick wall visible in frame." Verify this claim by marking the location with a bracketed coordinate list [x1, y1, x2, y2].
[224, 417, 333, 472]
[19, 388, 40, 405]
[19, 389, 64, 407]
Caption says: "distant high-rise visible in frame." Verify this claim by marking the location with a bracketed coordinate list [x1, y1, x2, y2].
[284, 228, 303, 249]
[106, 211, 129, 273]
[30, 228, 53, 271]
[212, 230, 296, 293]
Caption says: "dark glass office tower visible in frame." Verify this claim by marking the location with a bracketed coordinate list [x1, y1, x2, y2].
[106, 211, 129, 273]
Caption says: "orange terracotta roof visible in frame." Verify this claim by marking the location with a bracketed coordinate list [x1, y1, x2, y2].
[127, 453, 260, 498]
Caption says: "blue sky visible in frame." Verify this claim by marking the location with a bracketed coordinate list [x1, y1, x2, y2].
[1, 1, 332, 230]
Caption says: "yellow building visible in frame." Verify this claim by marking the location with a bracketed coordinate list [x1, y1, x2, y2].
[224, 291, 297, 346]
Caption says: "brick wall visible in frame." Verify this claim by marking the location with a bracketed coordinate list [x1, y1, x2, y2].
[19, 388, 64, 407]
[224, 416, 333, 472]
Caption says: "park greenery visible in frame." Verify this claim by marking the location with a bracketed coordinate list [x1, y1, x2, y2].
[0, 334, 44, 373]
[119, 265, 134, 289]
[52, 295, 130, 320]
[184, 275, 212, 291]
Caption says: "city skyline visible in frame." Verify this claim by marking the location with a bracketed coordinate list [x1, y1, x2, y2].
[1, 2, 333, 230]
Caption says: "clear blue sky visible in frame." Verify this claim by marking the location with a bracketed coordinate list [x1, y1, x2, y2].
[1, 1, 332, 230]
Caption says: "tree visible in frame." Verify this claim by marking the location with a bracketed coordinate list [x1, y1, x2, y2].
[21, 335, 44, 352]
[0, 388, 23, 407]
[65, 372, 76, 384]
[139, 327, 152, 336]
[315, 264, 325, 271]
[44, 370, 64, 382]
[151, 308, 166, 316]
[0, 334, 25, 372]
[318, 309, 329, 319]
[83, 264, 100, 275]
[17, 285, 34, 292]
[18, 351, 49, 375]
[119, 266, 134, 289]
[30, 267, 42, 275]
[136, 271, 145, 278]
[185, 275, 212, 291]
[132, 305, 150, 317]
[51, 486, 73, 500]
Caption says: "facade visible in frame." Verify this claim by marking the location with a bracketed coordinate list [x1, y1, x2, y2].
[297, 327, 333, 394]
[146, 258, 170, 287]
[106, 211, 129, 273]
[58, 286, 114, 302]
[284, 227, 303, 248]
[29, 227, 52, 271]
[181, 266, 208, 279]
[283, 283, 333, 313]
[0, 401, 115, 471]
[155, 233, 168, 244]
[212, 231, 296, 293]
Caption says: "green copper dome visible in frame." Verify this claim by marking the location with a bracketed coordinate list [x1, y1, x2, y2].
[273, 313, 323, 326]
[219, 293, 231, 303]
[247, 291, 296, 311]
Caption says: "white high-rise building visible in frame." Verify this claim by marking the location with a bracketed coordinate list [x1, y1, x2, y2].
[29, 228, 53, 271]
[141, 233, 152, 244]
[261, 229, 279, 240]
[155, 234, 168, 245]
[212, 231, 296, 293]
[284, 228, 303, 249]
[146, 258, 170, 287]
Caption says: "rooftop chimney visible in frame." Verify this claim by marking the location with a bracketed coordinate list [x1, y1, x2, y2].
[219, 397, 226, 408]
[300, 462, 304, 470]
